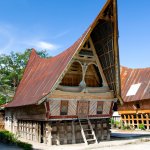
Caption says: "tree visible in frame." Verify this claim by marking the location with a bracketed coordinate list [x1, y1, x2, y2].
[0, 49, 49, 105]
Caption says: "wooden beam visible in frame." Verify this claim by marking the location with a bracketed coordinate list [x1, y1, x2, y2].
[89, 37, 108, 87]
[64, 121, 67, 144]
[56, 122, 60, 145]
[118, 110, 150, 114]
[72, 120, 76, 144]
[146, 114, 149, 130]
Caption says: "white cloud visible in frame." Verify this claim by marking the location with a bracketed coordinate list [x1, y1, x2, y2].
[0, 23, 61, 55]
[36, 41, 58, 50]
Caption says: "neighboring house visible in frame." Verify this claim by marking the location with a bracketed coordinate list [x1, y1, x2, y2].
[118, 66, 150, 129]
[5, 0, 122, 145]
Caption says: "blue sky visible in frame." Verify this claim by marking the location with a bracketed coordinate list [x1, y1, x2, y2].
[0, 0, 150, 68]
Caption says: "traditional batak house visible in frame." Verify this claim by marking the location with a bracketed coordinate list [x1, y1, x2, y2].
[118, 66, 150, 130]
[5, 0, 122, 145]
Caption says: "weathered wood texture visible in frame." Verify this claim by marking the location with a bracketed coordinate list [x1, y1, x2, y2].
[118, 99, 150, 111]
[49, 100, 112, 117]
[16, 118, 110, 145]
[48, 90, 114, 100]
[15, 104, 46, 120]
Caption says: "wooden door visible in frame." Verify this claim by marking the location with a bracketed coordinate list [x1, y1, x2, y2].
[77, 101, 89, 118]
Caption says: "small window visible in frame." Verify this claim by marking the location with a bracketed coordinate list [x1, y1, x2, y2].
[60, 101, 68, 115]
[97, 101, 103, 114]
[135, 103, 140, 109]
[133, 102, 140, 109]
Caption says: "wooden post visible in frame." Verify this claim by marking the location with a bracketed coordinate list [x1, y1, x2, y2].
[56, 122, 60, 145]
[35, 122, 39, 142]
[22, 121, 23, 138]
[128, 115, 130, 125]
[20, 121, 22, 138]
[28, 121, 30, 140]
[43, 123, 46, 144]
[141, 114, 144, 125]
[106, 119, 110, 140]
[101, 122, 104, 140]
[47, 122, 52, 146]
[64, 121, 67, 144]
[131, 115, 134, 128]
[124, 115, 127, 125]
[72, 120, 76, 144]
[38, 122, 41, 143]
[94, 120, 98, 139]
[26, 122, 29, 140]
[146, 114, 149, 130]
[18, 121, 20, 137]
[31, 121, 33, 140]
[136, 114, 139, 129]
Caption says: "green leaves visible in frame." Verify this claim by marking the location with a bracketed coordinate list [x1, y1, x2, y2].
[0, 49, 49, 105]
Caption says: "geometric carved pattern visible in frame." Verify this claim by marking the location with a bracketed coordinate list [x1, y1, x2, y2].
[89, 101, 97, 115]
[103, 101, 112, 114]
[50, 100, 60, 116]
[68, 100, 77, 115]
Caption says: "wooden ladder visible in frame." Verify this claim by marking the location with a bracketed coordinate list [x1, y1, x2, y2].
[79, 118, 98, 145]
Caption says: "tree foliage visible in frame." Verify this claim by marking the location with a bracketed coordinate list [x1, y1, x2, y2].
[0, 49, 49, 105]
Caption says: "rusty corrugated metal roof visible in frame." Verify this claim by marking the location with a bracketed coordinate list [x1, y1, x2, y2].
[121, 66, 150, 102]
[6, 33, 87, 107]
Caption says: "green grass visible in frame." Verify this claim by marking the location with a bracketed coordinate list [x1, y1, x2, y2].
[0, 130, 32, 150]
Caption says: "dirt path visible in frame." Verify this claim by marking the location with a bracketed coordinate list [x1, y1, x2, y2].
[90, 142, 150, 150]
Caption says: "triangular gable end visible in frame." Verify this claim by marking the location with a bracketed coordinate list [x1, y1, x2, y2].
[49, 0, 122, 104]
[55, 38, 108, 92]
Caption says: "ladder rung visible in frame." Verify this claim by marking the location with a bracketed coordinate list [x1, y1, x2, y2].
[84, 129, 92, 131]
[78, 118, 98, 144]
[86, 134, 93, 136]
[87, 139, 96, 142]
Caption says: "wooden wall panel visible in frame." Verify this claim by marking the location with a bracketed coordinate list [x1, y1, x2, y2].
[50, 100, 60, 116]
[118, 99, 150, 111]
[68, 100, 77, 115]
[103, 101, 111, 114]
[89, 101, 97, 115]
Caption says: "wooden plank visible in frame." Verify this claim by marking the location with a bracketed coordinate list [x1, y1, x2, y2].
[103, 101, 111, 114]
[56, 122, 60, 145]
[89, 101, 97, 115]
[89, 37, 108, 87]
[77, 101, 89, 118]
[49, 114, 110, 119]
[119, 110, 150, 114]
[50, 100, 60, 116]
[68, 100, 77, 115]
[72, 121, 76, 144]
[146, 114, 149, 130]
